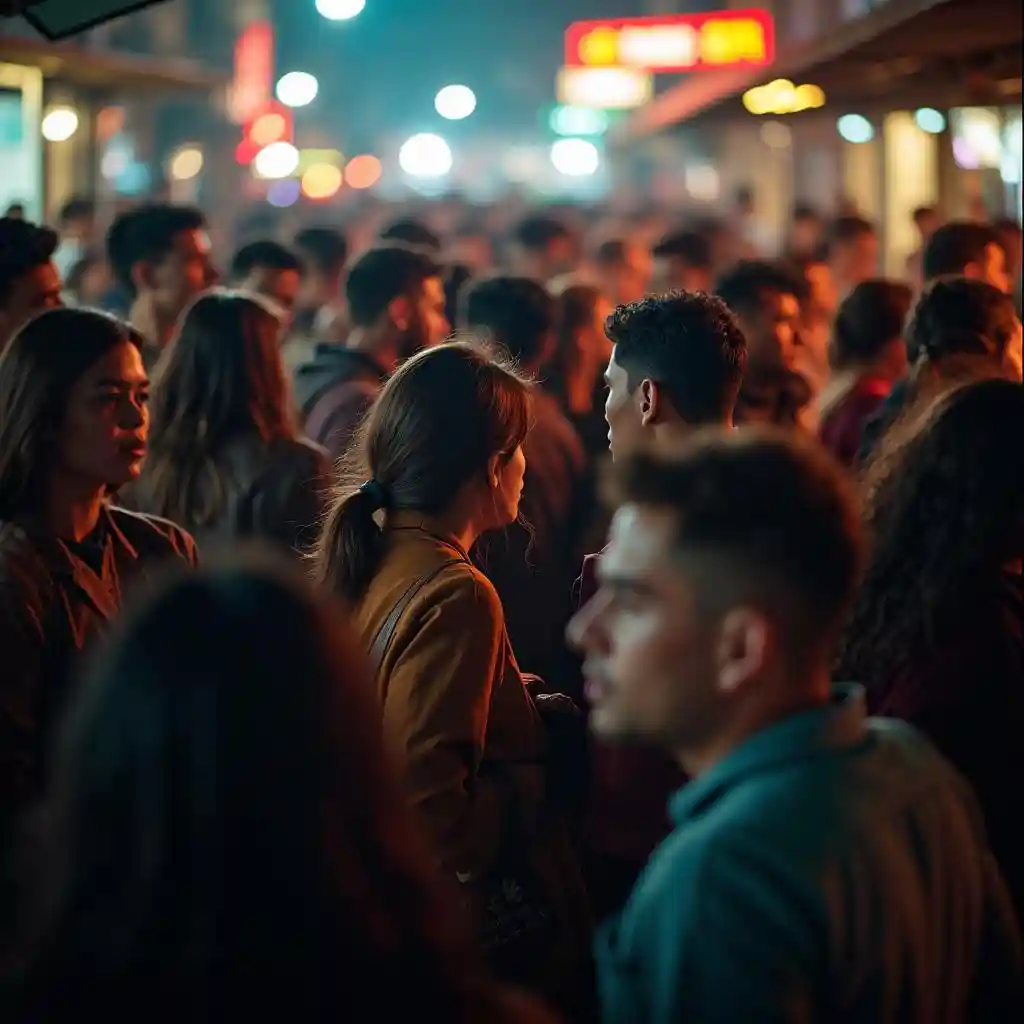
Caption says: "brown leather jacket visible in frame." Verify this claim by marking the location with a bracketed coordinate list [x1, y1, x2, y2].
[0, 505, 198, 826]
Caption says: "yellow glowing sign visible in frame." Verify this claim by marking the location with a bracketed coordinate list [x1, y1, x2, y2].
[743, 80, 826, 115]
[565, 10, 775, 74]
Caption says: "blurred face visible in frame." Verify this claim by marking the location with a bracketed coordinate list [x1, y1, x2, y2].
[737, 290, 803, 375]
[653, 257, 711, 295]
[547, 236, 577, 277]
[1005, 317, 1023, 381]
[246, 267, 301, 333]
[148, 228, 217, 320]
[979, 243, 1010, 295]
[835, 232, 878, 288]
[803, 261, 838, 320]
[609, 244, 652, 304]
[409, 275, 450, 351]
[487, 443, 527, 528]
[568, 505, 722, 749]
[604, 348, 643, 460]
[57, 341, 149, 490]
[0, 260, 63, 350]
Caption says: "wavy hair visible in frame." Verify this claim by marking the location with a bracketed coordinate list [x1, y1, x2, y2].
[836, 379, 1024, 685]
[135, 290, 294, 529]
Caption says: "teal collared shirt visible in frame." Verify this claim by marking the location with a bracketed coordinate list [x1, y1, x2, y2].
[595, 685, 1022, 1023]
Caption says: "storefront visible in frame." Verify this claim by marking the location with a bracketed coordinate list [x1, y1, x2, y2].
[0, 29, 225, 222]
[612, 0, 1023, 270]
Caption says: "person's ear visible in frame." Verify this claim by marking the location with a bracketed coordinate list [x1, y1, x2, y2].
[716, 607, 772, 694]
[131, 260, 155, 294]
[387, 295, 412, 332]
[486, 452, 503, 489]
[639, 378, 660, 427]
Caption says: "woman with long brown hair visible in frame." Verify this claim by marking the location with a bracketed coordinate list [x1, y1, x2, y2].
[314, 342, 592, 1012]
[0, 308, 196, 847]
[6, 557, 557, 1023]
[128, 290, 331, 553]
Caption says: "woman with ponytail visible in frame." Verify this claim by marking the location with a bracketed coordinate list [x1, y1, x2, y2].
[314, 341, 592, 1012]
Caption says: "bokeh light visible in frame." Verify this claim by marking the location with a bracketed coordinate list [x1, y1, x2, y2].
[276, 71, 319, 108]
[41, 107, 79, 142]
[435, 85, 477, 121]
[251, 112, 288, 147]
[550, 138, 600, 177]
[267, 179, 302, 208]
[169, 146, 204, 181]
[302, 163, 344, 200]
[837, 113, 874, 144]
[549, 106, 608, 137]
[344, 154, 382, 189]
[254, 141, 300, 179]
[399, 133, 453, 178]
[914, 107, 946, 134]
[316, 0, 365, 20]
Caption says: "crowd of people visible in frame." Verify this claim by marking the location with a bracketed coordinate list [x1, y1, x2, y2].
[0, 191, 1022, 1021]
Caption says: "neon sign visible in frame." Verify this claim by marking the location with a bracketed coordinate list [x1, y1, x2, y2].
[565, 9, 775, 75]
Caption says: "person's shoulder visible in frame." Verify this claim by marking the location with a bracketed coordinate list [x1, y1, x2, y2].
[107, 505, 199, 566]
[0, 521, 51, 608]
[422, 557, 503, 620]
[270, 436, 333, 476]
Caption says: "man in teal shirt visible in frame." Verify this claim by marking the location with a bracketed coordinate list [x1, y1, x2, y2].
[569, 430, 1022, 1022]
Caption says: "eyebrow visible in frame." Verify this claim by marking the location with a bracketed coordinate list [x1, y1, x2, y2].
[595, 571, 656, 596]
[93, 376, 150, 388]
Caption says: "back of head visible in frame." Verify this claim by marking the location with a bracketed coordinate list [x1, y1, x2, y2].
[513, 214, 570, 254]
[652, 230, 712, 270]
[141, 291, 290, 522]
[315, 342, 530, 600]
[58, 196, 95, 230]
[610, 429, 863, 657]
[106, 203, 206, 296]
[594, 238, 630, 268]
[18, 556, 470, 1017]
[840, 378, 1024, 682]
[922, 221, 1002, 281]
[714, 259, 807, 319]
[461, 274, 556, 368]
[230, 240, 302, 282]
[829, 215, 875, 251]
[605, 291, 747, 425]
[0, 216, 59, 307]
[380, 217, 442, 253]
[294, 226, 348, 277]
[0, 308, 141, 520]
[344, 243, 442, 329]
[906, 276, 1019, 367]
[831, 279, 913, 370]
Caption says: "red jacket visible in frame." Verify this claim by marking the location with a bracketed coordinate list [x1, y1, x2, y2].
[578, 552, 687, 863]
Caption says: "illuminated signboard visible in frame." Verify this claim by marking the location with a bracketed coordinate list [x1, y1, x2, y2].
[564, 8, 775, 74]
[556, 66, 653, 111]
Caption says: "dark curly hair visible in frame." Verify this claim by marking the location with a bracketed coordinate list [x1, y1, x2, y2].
[836, 378, 1024, 686]
[605, 290, 747, 425]
[830, 279, 913, 371]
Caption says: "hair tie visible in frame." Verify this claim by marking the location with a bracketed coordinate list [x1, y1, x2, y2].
[358, 478, 389, 511]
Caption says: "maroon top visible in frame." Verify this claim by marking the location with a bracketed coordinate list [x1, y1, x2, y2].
[819, 376, 892, 468]
[578, 552, 687, 863]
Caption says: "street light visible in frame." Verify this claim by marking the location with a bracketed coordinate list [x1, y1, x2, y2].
[435, 85, 476, 121]
[276, 72, 319, 108]
[41, 106, 79, 142]
[550, 138, 600, 177]
[399, 133, 452, 179]
[316, 0, 365, 20]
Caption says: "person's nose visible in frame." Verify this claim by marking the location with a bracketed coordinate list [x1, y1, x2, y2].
[566, 591, 605, 653]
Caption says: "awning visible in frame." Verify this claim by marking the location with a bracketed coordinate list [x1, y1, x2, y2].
[0, 32, 227, 94]
[613, 0, 1023, 142]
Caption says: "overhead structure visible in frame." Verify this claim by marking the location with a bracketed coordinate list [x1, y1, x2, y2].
[6, 0, 174, 41]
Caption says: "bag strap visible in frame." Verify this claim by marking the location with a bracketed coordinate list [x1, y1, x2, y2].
[369, 559, 461, 673]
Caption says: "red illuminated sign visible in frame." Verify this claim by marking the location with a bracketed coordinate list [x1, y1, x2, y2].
[236, 100, 294, 166]
[228, 20, 275, 125]
[564, 9, 775, 74]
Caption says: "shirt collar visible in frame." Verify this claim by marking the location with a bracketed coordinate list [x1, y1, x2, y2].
[669, 683, 868, 825]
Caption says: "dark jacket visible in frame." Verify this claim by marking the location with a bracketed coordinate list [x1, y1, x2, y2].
[858, 376, 911, 465]
[126, 436, 331, 555]
[578, 552, 687, 866]
[735, 366, 813, 428]
[292, 345, 387, 460]
[819, 375, 892, 467]
[0, 506, 198, 827]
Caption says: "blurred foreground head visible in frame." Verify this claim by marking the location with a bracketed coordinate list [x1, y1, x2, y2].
[13, 555, 490, 1021]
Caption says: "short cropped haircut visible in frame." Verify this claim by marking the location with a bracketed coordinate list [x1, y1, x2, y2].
[461, 275, 556, 367]
[831, 279, 913, 370]
[594, 238, 631, 267]
[58, 196, 95, 227]
[652, 230, 712, 270]
[606, 430, 864, 646]
[0, 217, 58, 304]
[512, 214, 570, 253]
[379, 218, 441, 253]
[922, 221, 1004, 282]
[344, 243, 442, 328]
[714, 259, 807, 319]
[294, 227, 348, 276]
[106, 203, 206, 296]
[829, 215, 876, 249]
[606, 291, 747, 425]
[230, 240, 303, 281]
